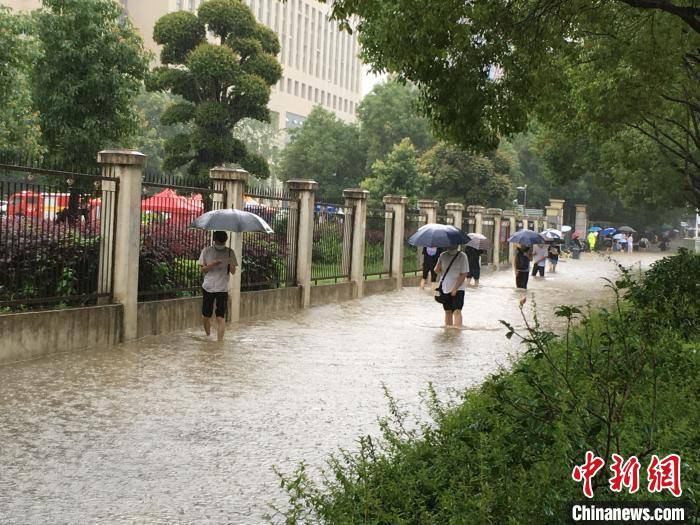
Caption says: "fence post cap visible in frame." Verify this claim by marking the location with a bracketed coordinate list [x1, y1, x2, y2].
[417, 199, 439, 209]
[575, 203, 588, 209]
[285, 179, 318, 191]
[467, 205, 486, 213]
[501, 209, 517, 218]
[343, 188, 369, 200]
[486, 208, 503, 216]
[209, 166, 250, 181]
[445, 202, 465, 211]
[97, 149, 146, 166]
[549, 198, 566, 206]
[383, 195, 408, 205]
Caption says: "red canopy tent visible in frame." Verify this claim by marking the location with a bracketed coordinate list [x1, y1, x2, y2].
[142, 189, 201, 215]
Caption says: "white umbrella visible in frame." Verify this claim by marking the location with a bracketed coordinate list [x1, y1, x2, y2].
[465, 233, 491, 250]
[190, 208, 274, 233]
[561, 225, 572, 233]
[542, 229, 562, 240]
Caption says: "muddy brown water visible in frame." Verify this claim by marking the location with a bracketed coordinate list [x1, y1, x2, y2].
[0, 253, 661, 524]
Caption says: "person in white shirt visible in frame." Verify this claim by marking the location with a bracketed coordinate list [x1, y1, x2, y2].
[434, 246, 470, 328]
[198, 231, 238, 341]
[627, 233, 634, 253]
[531, 244, 548, 278]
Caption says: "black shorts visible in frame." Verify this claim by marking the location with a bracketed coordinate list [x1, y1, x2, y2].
[422, 266, 437, 281]
[532, 265, 545, 277]
[516, 271, 529, 289]
[442, 290, 465, 311]
[202, 289, 228, 318]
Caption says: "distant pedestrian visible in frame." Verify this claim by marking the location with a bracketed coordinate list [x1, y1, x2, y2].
[434, 246, 470, 328]
[199, 231, 237, 341]
[587, 231, 597, 252]
[548, 243, 560, 273]
[420, 246, 441, 290]
[604, 234, 613, 253]
[531, 243, 547, 278]
[513, 244, 532, 289]
[464, 245, 483, 287]
[627, 233, 634, 253]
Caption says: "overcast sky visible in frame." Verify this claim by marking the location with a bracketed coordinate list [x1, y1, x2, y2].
[362, 66, 387, 96]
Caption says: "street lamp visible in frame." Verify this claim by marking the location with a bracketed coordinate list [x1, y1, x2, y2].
[516, 185, 527, 209]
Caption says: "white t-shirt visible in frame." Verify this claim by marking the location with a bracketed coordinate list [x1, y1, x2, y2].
[198, 245, 238, 293]
[533, 245, 548, 267]
[437, 251, 469, 292]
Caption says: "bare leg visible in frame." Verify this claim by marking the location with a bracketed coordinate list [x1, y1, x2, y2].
[473, 279, 479, 288]
[444, 311, 454, 326]
[202, 316, 211, 336]
[216, 317, 226, 341]
[420, 278, 426, 289]
[453, 310, 463, 327]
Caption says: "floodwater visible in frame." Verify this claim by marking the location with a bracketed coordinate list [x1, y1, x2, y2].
[0, 252, 661, 524]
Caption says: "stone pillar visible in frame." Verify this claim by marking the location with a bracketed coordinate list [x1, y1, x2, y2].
[548, 198, 565, 228]
[343, 188, 369, 298]
[286, 180, 318, 308]
[210, 166, 249, 322]
[502, 210, 517, 263]
[575, 204, 588, 235]
[97, 149, 146, 342]
[445, 203, 464, 230]
[418, 199, 439, 224]
[488, 208, 503, 267]
[383, 195, 408, 289]
[472, 205, 486, 235]
[465, 205, 478, 233]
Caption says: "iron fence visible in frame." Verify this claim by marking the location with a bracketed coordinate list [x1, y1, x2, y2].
[482, 217, 495, 265]
[312, 201, 353, 284]
[403, 209, 424, 275]
[500, 219, 511, 264]
[242, 185, 298, 291]
[0, 159, 118, 311]
[138, 181, 224, 301]
[463, 216, 475, 235]
[364, 207, 392, 279]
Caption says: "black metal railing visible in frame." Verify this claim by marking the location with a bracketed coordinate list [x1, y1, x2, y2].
[364, 207, 392, 279]
[138, 182, 224, 301]
[312, 202, 353, 284]
[482, 218, 495, 265]
[403, 210, 424, 275]
[242, 185, 298, 291]
[0, 160, 118, 311]
[463, 216, 475, 235]
[500, 219, 511, 264]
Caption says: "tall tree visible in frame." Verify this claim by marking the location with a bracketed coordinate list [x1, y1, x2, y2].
[420, 142, 513, 209]
[357, 80, 435, 172]
[0, 7, 42, 157]
[33, 0, 149, 166]
[148, 0, 282, 181]
[279, 106, 365, 200]
[362, 138, 425, 204]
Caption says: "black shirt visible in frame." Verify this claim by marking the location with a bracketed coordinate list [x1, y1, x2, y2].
[515, 248, 531, 271]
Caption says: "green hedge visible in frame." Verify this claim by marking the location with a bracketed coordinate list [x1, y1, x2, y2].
[273, 250, 700, 524]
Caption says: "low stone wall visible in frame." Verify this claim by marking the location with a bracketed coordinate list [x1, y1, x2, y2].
[363, 278, 397, 296]
[0, 304, 123, 365]
[137, 297, 201, 339]
[310, 281, 356, 306]
[402, 275, 422, 287]
[241, 286, 302, 320]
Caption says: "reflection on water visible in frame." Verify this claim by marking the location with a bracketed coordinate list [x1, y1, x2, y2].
[0, 253, 660, 524]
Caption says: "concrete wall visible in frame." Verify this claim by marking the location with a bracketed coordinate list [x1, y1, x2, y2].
[310, 281, 356, 307]
[137, 297, 202, 339]
[402, 275, 422, 287]
[0, 305, 122, 365]
[240, 286, 302, 320]
[363, 278, 397, 297]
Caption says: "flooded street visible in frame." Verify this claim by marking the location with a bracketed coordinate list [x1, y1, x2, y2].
[0, 252, 660, 524]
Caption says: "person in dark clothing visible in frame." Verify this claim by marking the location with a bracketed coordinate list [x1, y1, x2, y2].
[513, 244, 532, 289]
[464, 245, 483, 287]
[420, 246, 441, 289]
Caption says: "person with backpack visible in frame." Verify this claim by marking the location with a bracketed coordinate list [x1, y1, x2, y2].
[434, 245, 470, 328]
[513, 244, 532, 289]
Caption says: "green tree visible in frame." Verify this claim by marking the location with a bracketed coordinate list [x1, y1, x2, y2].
[0, 7, 42, 157]
[148, 0, 282, 182]
[279, 106, 365, 200]
[328, 0, 700, 207]
[32, 0, 149, 166]
[362, 138, 425, 203]
[357, 79, 435, 172]
[420, 142, 513, 208]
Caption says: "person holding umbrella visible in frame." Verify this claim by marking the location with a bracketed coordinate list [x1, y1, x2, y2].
[407, 223, 470, 327]
[464, 233, 490, 287]
[420, 246, 441, 290]
[198, 231, 238, 341]
[508, 229, 543, 290]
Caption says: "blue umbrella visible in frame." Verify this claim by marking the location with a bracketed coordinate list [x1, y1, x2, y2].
[588, 226, 602, 232]
[407, 223, 469, 247]
[603, 227, 616, 235]
[508, 229, 545, 246]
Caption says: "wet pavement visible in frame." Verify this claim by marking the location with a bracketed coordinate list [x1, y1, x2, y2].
[0, 252, 661, 524]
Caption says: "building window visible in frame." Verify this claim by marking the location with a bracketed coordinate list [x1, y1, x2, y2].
[314, 88, 319, 103]
[287, 78, 292, 92]
[333, 95, 337, 109]
[285, 111, 306, 129]
[301, 83, 306, 98]
[279, 77, 284, 92]
[176, 0, 183, 9]
[294, 81, 299, 96]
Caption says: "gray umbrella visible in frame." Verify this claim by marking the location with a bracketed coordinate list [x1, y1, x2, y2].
[190, 209, 274, 233]
[617, 226, 636, 233]
[508, 229, 545, 246]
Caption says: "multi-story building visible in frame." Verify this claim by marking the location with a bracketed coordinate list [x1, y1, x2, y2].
[3, 0, 363, 131]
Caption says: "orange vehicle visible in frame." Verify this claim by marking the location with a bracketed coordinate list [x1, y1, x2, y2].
[7, 191, 72, 219]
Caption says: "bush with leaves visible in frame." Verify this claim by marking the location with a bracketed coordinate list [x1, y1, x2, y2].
[271, 252, 700, 523]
